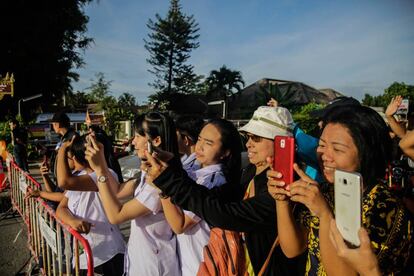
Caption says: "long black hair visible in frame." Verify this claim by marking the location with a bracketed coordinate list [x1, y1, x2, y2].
[144, 112, 180, 158]
[68, 135, 88, 166]
[206, 118, 242, 187]
[133, 113, 146, 137]
[175, 114, 205, 143]
[323, 105, 392, 190]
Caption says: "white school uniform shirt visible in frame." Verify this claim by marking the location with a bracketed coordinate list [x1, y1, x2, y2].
[65, 169, 125, 269]
[124, 171, 179, 276]
[181, 152, 201, 173]
[179, 163, 226, 276]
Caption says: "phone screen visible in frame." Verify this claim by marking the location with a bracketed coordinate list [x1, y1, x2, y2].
[273, 136, 295, 188]
[334, 169, 362, 247]
[396, 99, 409, 116]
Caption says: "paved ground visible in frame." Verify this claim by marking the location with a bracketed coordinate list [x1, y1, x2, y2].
[0, 161, 38, 275]
[0, 159, 132, 275]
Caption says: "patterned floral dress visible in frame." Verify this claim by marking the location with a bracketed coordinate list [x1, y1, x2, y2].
[297, 182, 413, 275]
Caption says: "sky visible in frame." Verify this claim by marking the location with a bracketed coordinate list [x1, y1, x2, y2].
[72, 0, 414, 104]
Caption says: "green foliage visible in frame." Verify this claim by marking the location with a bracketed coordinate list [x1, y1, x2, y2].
[205, 65, 245, 99]
[0, 0, 93, 119]
[292, 102, 323, 136]
[362, 82, 414, 110]
[383, 82, 414, 105]
[87, 72, 113, 103]
[145, 0, 201, 103]
[0, 121, 11, 143]
[65, 91, 91, 110]
[118, 93, 137, 108]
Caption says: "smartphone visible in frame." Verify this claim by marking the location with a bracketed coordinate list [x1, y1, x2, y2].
[396, 99, 409, 116]
[42, 154, 49, 169]
[147, 142, 153, 154]
[273, 136, 295, 188]
[334, 169, 363, 247]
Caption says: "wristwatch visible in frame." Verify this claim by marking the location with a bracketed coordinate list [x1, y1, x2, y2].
[97, 175, 108, 183]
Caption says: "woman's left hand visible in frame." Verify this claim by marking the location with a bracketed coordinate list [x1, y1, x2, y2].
[289, 163, 331, 219]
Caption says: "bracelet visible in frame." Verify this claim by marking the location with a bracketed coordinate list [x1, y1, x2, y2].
[159, 192, 169, 199]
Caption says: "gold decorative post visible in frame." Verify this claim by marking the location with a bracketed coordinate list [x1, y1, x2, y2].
[0, 72, 15, 101]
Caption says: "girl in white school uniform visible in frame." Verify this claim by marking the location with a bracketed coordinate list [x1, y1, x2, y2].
[160, 118, 242, 276]
[56, 136, 125, 276]
[175, 114, 205, 173]
[85, 113, 180, 276]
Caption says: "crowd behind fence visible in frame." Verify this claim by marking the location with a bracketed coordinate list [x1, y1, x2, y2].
[6, 158, 94, 276]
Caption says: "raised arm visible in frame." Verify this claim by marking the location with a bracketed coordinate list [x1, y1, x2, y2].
[85, 135, 150, 224]
[94, 175, 151, 224]
[289, 164, 356, 276]
[39, 162, 58, 192]
[56, 140, 97, 191]
[267, 165, 308, 257]
[160, 197, 197, 234]
[116, 177, 140, 199]
[150, 160, 275, 232]
[399, 130, 414, 159]
[385, 96, 406, 138]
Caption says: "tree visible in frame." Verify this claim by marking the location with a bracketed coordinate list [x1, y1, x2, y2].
[65, 91, 91, 111]
[86, 72, 112, 102]
[205, 65, 245, 99]
[144, 0, 200, 103]
[362, 82, 414, 109]
[0, 0, 93, 119]
[118, 93, 137, 108]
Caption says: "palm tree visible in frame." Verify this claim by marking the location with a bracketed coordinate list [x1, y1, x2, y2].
[205, 65, 245, 99]
[257, 82, 296, 109]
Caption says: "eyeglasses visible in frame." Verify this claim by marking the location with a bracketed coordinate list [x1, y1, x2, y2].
[245, 133, 264, 143]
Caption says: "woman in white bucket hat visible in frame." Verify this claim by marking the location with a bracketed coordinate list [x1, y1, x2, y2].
[143, 106, 321, 275]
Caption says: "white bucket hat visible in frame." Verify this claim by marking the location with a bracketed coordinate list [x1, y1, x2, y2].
[239, 106, 294, 139]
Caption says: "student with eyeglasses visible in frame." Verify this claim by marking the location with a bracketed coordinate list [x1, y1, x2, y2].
[143, 106, 320, 275]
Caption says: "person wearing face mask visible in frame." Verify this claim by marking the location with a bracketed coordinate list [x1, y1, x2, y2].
[143, 106, 309, 276]
[267, 105, 413, 275]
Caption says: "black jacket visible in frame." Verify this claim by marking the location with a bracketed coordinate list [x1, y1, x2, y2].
[154, 159, 306, 275]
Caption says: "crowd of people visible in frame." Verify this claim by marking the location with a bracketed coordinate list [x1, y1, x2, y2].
[15, 96, 414, 275]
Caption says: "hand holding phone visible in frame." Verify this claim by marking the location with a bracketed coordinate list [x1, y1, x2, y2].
[334, 169, 363, 247]
[273, 136, 295, 189]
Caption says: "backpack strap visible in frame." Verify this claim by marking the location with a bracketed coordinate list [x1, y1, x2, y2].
[257, 203, 297, 276]
[257, 236, 279, 276]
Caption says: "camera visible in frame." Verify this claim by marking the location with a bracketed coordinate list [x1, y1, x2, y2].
[388, 159, 414, 197]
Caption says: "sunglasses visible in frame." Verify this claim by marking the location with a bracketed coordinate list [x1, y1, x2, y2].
[245, 133, 264, 143]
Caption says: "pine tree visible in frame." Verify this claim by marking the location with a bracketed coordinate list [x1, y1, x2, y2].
[144, 0, 200, 103]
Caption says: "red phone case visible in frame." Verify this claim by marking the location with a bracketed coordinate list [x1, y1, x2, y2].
[273, 136, 295, 187]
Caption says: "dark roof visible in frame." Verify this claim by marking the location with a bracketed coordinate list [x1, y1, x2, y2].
[226, 78, 343, 119]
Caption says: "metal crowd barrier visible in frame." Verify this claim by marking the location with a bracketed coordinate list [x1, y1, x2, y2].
[7, 159, 94, 276]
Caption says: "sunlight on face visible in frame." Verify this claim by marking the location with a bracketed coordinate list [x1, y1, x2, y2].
[245, 133, 274, 168]
[195, 123, 224, 167]
[132, 132, 148, 159]
[316, 123, 360, 184]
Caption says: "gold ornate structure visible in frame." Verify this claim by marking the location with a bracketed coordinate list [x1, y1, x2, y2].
[0, 72, 15, 101]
